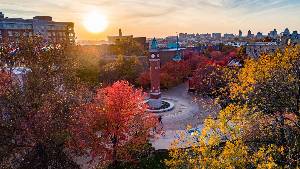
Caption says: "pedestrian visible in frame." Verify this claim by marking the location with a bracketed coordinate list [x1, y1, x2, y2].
[158, 115, 162, 124]
[152, 126, 156, 134]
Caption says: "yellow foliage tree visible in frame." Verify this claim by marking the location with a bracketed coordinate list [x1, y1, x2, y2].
[166, 46, 300, 168]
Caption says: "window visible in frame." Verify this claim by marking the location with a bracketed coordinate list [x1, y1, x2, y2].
[8, 31, 13, 36]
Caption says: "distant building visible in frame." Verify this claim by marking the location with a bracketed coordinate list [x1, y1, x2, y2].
[107, 29, 147, 50]
[256, 32, 264, 39]
[290, 31, 300, 45]
[107, 29, 134, 43]
[224, 33, 235, 39]
[291, 31, 298, 39]
[239, 30, 242, 37]
[200, 33, 211, 39]
[166, 36, 178, 43]
[282, 28, 290, 37]
[179, 33, 187, 39]
[0, 12, 75, 43]
[245, 42, 278, 58]
[212, 33, 221, 39]
[268, 29, 278, 39]
[247, 30, 254, 38]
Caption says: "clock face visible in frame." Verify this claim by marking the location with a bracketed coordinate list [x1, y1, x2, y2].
[151, 54, 155, 58]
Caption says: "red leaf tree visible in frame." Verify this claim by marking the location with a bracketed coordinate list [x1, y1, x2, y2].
[138, 60, 191, 89]
[0, 71, 11, 96]
[69, 81, 158, 167]
[137, 71, 150, 89]
[191, 64, 225, 96]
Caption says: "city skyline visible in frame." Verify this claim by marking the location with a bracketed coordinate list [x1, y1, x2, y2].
[1, 0, 300, 40]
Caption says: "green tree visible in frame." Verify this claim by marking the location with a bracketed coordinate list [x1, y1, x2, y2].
[109, 39, 146, 56]
[99, 55, 144, 86]
[73, 45, 103, 87]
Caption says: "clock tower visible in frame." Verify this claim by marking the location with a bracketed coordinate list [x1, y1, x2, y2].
[148, 38, 162, 108]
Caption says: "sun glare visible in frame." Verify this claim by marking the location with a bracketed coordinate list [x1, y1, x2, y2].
[83, 11, 108, 33]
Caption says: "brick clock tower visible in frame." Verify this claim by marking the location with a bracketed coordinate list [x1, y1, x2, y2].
[148, 38, 162, 109]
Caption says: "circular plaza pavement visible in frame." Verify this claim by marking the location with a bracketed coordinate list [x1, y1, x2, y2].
[150, 83, 220, 150]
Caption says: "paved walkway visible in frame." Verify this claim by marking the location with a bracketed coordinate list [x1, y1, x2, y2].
[150, 83, 220, 150]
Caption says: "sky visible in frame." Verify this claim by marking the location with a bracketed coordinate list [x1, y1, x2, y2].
[1, 0, 300, 40]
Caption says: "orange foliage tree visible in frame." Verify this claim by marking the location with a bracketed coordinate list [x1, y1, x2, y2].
[68, 81, 158, 168]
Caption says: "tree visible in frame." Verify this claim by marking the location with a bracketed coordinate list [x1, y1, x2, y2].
[0, 71, 11, 96]
[68, 81, 158, 168]
[0, 37, 83, 168]
[228, 46, 300, 166]
[137, 71, 150, 89]
[99, 55, 144, 86]
[192, 64, 226, 96]
[166, 105, 282, 169]
[73, 45, 103, 87]
[166, 46, 300, 168]
[161, 61, 190, 82]
[138, 60, 191, 90]
[109, 39, 146, 56]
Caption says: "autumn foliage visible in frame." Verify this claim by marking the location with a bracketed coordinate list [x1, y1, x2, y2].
[0, 37, 83, 168]
[138, 60, 190, 89]
[138, 46, 238, 91]
[0, 72, 11, 96]
[166, 46, 300, 168]
[99, 55, 144, 86]
[191, 64, 225, 96]
[68, 81, 157, 167]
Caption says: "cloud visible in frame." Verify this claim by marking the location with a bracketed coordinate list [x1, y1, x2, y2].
[1, 0, 300, 39]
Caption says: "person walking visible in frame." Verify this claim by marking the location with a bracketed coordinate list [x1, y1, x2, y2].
[158, 115, 162, 124]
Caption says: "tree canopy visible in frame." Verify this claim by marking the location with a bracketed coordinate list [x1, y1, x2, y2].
[166, 46, 300, 168]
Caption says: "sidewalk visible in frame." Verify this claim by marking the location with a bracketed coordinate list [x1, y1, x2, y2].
[150, 83, 219, 150]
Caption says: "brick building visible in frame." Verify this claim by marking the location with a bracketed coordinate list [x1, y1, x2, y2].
[107, 29, 148, 50]
[0, 12, 75, 44]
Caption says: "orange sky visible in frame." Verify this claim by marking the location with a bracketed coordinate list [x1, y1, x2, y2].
[1, 0, 300, 40]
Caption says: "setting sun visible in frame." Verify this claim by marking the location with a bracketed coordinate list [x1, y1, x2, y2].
[83, 11, 108, 33]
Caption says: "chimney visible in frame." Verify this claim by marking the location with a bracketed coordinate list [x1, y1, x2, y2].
[119, 28, 122, 37]
[0, 12, 4, 19]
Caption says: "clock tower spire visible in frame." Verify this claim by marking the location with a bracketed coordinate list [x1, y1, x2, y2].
[148, 38, 162, 109]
